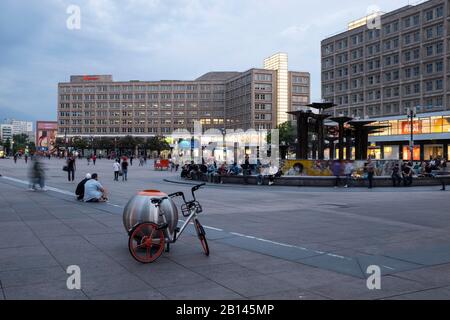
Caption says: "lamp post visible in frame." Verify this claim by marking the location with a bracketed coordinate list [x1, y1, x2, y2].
[220, 128, 226, 162]
[407, 107, 417, 162]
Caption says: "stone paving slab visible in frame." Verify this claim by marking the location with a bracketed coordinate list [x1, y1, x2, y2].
[2, 159, 450, 299]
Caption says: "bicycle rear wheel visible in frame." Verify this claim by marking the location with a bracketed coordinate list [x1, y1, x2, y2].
[129, 222, 165, 263]
[194, 219, 209, 256]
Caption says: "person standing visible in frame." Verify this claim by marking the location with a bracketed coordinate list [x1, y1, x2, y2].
[332, 161, 342, 188]
[130, 156, 133, 166]
[92, 154, 97, 165]
[67, 155, 76, 182]
[13, 153, 18, 164]
[366, 159, 375, 189]
[24, 154, 28, 164]
[402, 162, 413, 187]
[121, 158, 129, 181]
[113, 160, 120, 181]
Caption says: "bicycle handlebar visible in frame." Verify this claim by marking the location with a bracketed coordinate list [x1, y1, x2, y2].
[168, 183, 205, 204]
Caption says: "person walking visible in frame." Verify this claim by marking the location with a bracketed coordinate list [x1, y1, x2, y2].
[344, 161, 354, 188]
[130, 156, 133, 166]
[366, 158, 375, 189]
[92, 154, 97, 165]
[67, 155, 76, 182]
[332, 161, 342, 188]
[13, 153, 18, 164]
[113, 160, 120, 181]
[121, 158, 129, 181]
[29, 158, 46, 191]
[24, 154, 28, 164]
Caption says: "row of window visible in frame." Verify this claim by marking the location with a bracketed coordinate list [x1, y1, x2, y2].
[60, 84, 226, 93]
[325, 78, 444, 97]
[60, 93, 225, 101]
[323, 5, 444, 54]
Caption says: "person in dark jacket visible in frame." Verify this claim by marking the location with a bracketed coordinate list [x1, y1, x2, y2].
[75, 173, 91, 201]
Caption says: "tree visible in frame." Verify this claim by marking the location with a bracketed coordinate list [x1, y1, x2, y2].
[146, 136, 170, 156]
[118, 135, 137, 154]
[268, 121, 296, 159]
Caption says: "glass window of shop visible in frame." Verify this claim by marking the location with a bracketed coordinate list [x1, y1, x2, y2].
[444, 116, 450, 133]
[383, 145, 399, 159]
[424, 145, 443, 160]
[370, 115, 450, 137]
[402, 145, 420, 161]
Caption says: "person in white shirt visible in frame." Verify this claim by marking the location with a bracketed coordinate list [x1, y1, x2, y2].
[84, 173, 107, 202]
[113, 160, 121, 181]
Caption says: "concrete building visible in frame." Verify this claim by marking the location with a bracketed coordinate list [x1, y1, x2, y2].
[11, 120, 33, 136]
[321, 0, 448, 118]
[57, 54, 310, 137]
[321, 0, 450, 161]
[0, 124, 13, 143]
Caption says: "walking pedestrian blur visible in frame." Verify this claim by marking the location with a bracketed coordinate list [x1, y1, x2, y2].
[87, 155, 91, 166]
[344, 161, 354, 188]
[139, 156, 144, 166]
[67, 155, 76, 181]
[121, 158, 129, 181]
[332, 161, 342, 188]
[13, 153, 18, 164]
[366, 158, 375, 189]
[29, 158, 46, 191]
[130, 156, 133, 166]
[24, 154, 28, 164]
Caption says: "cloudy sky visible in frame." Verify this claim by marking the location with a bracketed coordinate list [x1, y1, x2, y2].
[0, 0, 412, 122]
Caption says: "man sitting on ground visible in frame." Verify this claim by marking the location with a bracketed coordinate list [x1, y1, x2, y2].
[75, 173, 91, 201]
[83, 173, 108, 202]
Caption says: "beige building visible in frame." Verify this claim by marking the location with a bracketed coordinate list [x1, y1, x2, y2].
[57, 54, 310, 137]
[321, 0, 449, 118]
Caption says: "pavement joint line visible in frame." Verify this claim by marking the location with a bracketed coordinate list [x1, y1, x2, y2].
[1, 175, 356, 265]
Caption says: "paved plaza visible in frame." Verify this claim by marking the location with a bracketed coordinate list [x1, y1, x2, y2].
[1, 157, 450, 300]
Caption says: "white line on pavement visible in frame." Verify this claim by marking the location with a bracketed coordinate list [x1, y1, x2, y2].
[0, 175, 364, 266]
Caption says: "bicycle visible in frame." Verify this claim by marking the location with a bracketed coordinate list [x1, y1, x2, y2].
[127, 183, 209, 263]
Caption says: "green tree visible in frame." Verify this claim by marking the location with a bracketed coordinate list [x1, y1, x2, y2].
[267, 121, 296, 159]
[146, 136, 170, 156]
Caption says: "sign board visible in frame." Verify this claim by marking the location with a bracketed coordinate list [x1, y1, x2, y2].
[401, 121, 422, 135]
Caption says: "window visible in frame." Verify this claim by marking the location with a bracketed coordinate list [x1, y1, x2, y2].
[436, 79, 443, 90]
[425, 10, 433, 22]
[255, 74, 272, 81]
[426, 81, 433, 91]
[426, 63, 433, 73]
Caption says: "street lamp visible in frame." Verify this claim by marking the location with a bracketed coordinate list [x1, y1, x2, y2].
[406, 106, 417, 162]
[220, 127, 226, 162]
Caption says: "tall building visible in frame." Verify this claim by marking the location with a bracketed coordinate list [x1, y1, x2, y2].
[321, 0, 448, 118]
[57, 55, 310, 137]
[264, 53, 289, 125]
[321, 0, 450, 161]
[11, 120, 33, 136]
[0, 124, 13, 143]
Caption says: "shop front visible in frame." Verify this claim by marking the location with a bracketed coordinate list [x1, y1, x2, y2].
[368, 111, 450, 161]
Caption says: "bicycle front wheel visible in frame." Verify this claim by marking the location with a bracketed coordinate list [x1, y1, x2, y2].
[194, 219, 209, 256]
[128, 222, 165, 263]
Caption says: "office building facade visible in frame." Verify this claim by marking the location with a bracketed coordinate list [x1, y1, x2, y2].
[57, 54, 310, 137]
[321, 0, 450, 161]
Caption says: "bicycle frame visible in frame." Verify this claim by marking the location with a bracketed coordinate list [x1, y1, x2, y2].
[160, 205, 198, 243]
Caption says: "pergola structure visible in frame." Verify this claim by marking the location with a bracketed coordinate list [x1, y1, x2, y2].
[287, 103, 336, 160]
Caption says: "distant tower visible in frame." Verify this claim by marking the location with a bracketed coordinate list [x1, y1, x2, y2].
[263, 53, 289, 126]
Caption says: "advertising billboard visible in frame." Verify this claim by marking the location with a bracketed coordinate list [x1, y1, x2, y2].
[36, 121, 57, 153]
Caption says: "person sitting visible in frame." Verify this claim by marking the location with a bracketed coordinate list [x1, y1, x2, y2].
[207, 163, 218, 183]
[228, 162, 240, 175]
[83, 173, 108, 202]
[75, 173, 91, 201]
[402, 162, 413, 187]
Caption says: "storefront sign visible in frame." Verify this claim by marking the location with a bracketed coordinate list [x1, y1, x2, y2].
[401, 121, 422, 135]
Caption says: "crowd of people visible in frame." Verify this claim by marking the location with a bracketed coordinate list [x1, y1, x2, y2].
[180, 157, 282, 186]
